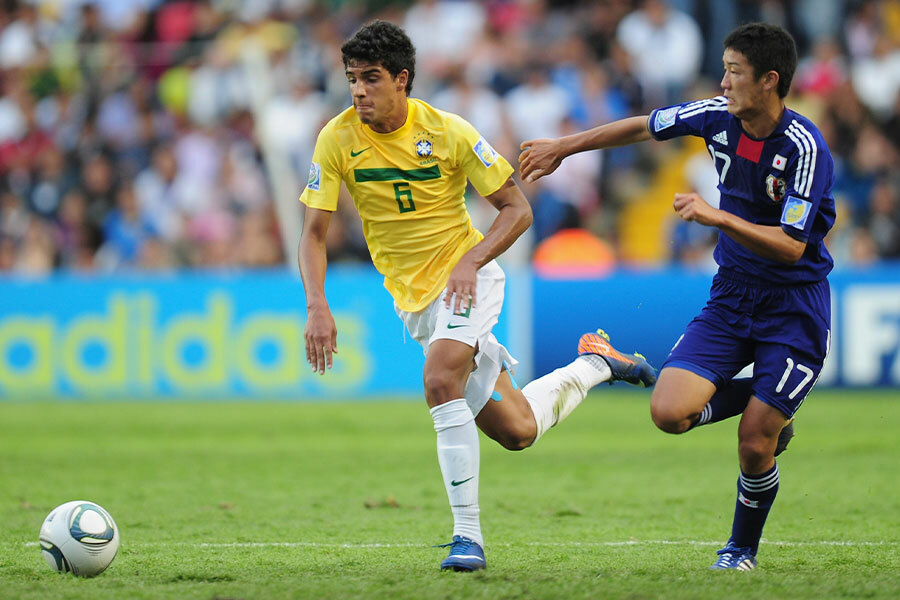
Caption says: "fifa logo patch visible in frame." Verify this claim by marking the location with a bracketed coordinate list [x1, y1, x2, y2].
[473, 137, 498, 167]
[765, 174, 786, 203]
[653, 106, 678, 132]
[307, 162, 321, 191]
[782, 195, 812, 230]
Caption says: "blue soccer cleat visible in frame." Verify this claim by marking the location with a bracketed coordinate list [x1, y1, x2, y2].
[774, 418, 795, 457]
[578, 329, 658, 387]
[437, 535, 486, 572]
[709, 544, 758, 570]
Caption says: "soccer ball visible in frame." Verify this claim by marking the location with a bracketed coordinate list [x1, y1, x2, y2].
[39, 501, 120, 577]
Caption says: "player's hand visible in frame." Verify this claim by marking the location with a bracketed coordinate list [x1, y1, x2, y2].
[304, 303, 338, 375]
[673, 192, 721, 227]
[518, 138, 562, 183]
[444, 257, 478, 315]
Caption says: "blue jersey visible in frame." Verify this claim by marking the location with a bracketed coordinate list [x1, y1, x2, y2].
[648, 96, 835, 283]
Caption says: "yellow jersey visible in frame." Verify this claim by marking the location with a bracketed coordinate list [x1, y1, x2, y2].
[300, 98, 514, 311]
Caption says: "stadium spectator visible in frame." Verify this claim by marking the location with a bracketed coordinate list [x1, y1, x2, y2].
[16, 216, 55, 274]
[134, 143, 189, 243]
[844, 0, 881, 60]
[430, 64, 514, 158]
[866, 176, 900, 258]
[850, 33, 900, 121]
[794, 36, 846, 97]
[260, 77, 329, 183]
[27, 145, 70, 219]
[615, 0, 703, 108]
[0, 2, 38, 69]
[80, 151, 118, 228]
[55, 188, 99, 270]
[98, 183, 158, 270]
[402, 0, 486, 92]
[504, 63, 572, 142]
[1, 188, 28, 241]
[233, 205, 284, 267]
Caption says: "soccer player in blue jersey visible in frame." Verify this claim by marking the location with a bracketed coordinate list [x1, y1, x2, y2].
[519, 22, 835, 570]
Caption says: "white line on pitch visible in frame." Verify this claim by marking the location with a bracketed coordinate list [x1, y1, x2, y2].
[20, 540, 900, 548]
[194, 540, 899, 548]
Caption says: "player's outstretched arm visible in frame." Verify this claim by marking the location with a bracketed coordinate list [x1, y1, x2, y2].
[443, 178, 532, 314]
[298, 206, 338, 374]
[673, 192, 806, 263]
[518, 115, 653, 182]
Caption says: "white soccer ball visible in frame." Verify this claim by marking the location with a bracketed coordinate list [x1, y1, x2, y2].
[39, 500, 120, 577]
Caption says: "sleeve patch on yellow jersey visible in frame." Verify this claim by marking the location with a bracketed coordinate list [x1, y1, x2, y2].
[307, 162, 321, 191]
[473, 137, 498, 168]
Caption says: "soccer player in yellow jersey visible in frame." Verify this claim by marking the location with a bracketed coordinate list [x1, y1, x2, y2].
[299, 20, 657, 572]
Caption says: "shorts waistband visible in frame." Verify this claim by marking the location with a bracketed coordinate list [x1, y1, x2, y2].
[716, 268, 824, 288]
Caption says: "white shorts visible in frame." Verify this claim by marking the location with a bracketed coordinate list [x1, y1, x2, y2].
[395, 260, 517, 416]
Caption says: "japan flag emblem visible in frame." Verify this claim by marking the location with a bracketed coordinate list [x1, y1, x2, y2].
[772, 154, 787, 171]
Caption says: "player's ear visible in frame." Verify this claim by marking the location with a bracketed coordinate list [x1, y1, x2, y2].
[396, 69, 408, 93]
[762, 70, 779, 93]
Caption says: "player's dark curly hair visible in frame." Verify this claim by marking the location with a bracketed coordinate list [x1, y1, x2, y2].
[724, 22, 797, 98]
[341, 20, 416, 95]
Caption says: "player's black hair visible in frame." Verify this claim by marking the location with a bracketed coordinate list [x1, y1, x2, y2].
[724, 22, 797, 98]
[341, 20, 416, 95]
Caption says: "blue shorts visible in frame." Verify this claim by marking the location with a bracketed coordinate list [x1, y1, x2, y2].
[663, 269, 831, 417]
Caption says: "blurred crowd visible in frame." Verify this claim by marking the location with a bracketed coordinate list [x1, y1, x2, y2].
[0, 0, 898, 276]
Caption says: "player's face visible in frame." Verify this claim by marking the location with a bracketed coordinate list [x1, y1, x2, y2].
[720, 49, 767, 119]
[345, 60, 408, 132]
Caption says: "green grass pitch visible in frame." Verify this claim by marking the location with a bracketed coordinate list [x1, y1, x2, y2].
[1, 389, 898, 599]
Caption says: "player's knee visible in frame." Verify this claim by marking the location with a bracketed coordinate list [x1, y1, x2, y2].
[650, 386, 699, 434]
[485, 414, 535, 451]
[423, 370, 461, 406]
[738, 435, 774, 466]
[496, 425, 533, 451]
[650, 401, 690, 434]
[651, 413, 688, 434]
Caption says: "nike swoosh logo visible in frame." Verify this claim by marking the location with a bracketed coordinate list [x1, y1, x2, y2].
[450, 477, 473, 487]
[447, 324, 468, 329]
[350, 147, 371, 157]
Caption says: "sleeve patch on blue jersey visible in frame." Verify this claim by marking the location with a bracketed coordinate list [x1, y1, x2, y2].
[653, 106, 678, 132]
[307, 161, 321, 191]
[781, 195, 811, 230]
[473, 137, 498, 167]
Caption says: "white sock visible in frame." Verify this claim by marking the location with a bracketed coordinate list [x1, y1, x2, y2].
[523, 356, 611, 444]
[430, 399, 482, 546]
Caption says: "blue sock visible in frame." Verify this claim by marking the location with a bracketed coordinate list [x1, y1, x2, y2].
[728, 463, 779, 555]
[690, 378, 752, 429]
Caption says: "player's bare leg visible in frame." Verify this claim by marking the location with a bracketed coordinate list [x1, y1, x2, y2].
[649, 367, 717, 433]
[478, 330, 657, 450]
[423, 338, 485, 571]
[475, 369, 537, 450]
[737, 397, 787, 474]
[651, 367, 796, 454]
[422, 338, 475, 409]
[711, 397, 788, 571]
